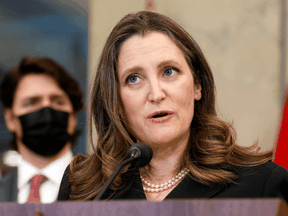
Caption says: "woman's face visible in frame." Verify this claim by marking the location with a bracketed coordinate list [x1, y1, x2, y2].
[118, 31, 201, 148]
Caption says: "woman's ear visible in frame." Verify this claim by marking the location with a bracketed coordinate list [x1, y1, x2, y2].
[194, 83, 202, 101]
[4, 109, 16, 132]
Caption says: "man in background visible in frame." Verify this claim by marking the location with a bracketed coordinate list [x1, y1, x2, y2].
[0, 57, 84, 203]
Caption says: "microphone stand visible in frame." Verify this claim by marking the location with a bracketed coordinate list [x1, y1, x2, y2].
[94, 143, 152, 200]
[94, 157, 137, 200]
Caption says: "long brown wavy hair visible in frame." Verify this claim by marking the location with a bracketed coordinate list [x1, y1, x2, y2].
[69, 11, 273, 200]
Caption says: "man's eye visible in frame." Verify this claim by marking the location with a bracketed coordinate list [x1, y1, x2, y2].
[127, 75, 141, 84]
[24, 100, 36, 106]
[54, 100, 64, 105]
[164, 68, 177, 77]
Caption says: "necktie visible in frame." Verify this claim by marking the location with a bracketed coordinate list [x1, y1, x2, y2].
[27, 174, 47, 203]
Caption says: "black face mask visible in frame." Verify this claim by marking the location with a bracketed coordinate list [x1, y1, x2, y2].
[19, 107, 71, 157]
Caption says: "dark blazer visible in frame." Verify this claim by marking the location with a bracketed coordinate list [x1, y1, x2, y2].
[58, 161, 288, 202]
[0, 167, 18, 202]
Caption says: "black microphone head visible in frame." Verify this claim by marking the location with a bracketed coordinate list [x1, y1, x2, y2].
[127, 143, 153, 168]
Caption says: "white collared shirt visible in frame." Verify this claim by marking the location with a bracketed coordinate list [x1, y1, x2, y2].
[4, 150, 73, 204]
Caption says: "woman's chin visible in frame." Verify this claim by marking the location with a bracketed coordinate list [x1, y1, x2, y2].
[143, 135, 180, 147]
[137, 129, 190, 149]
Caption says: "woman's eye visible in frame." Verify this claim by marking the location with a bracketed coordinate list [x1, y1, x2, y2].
[127, 75, 140, 84]
[164, 68, 177, 77]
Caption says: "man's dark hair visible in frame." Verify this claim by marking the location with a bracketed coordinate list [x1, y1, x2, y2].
[0, 56, 84, 150]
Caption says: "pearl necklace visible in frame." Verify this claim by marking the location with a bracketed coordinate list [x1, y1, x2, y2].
[140, 168, 189, 193]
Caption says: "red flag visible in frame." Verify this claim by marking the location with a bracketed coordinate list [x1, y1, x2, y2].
[274, 98, 288, 169]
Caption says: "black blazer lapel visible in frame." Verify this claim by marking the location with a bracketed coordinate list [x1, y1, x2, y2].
[165, 175, 226, 199]
[0, 167, 18, 202]
[113, 173, 226, 200]
[113, 173, 146, 200]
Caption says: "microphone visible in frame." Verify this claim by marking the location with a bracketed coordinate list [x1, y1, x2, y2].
[127, 142, 153, 168]
[94, 143, 153, 200]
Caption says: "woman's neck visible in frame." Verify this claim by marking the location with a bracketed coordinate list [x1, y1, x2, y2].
[139, 135, 189, 202]
[140, 133, 189, 183]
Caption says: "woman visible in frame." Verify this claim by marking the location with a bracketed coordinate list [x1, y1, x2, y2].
[58, 11, 288, 202]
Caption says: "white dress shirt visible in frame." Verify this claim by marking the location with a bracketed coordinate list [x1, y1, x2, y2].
[4, 150, 73, 204]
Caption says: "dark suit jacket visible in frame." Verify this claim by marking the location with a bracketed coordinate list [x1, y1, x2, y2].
[0, 151, 74, 203]
[0, 151, 15, 178]
[57, 161, 288, 203]
[0, 167, 18, 202]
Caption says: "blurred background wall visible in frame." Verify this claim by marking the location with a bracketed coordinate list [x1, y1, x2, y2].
[0, 0, 88, 155]
[88, 0, 288, 153]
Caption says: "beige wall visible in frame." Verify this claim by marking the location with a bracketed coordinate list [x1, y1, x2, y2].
[87, 0, 286, 153]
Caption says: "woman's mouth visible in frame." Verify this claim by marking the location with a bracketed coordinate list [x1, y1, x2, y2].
[148, 111, 174, 123]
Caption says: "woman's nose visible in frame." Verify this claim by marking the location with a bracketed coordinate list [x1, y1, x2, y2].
[148, 80, 166, 103]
